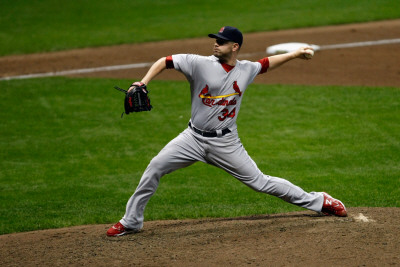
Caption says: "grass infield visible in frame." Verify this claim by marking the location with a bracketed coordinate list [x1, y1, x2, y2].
[0, 77, 399, 234]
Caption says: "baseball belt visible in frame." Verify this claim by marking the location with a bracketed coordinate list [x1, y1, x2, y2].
[188, 122, 231, 137]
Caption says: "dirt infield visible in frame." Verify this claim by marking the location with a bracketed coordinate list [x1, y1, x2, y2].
[1, 19, 400, 87]
[1, 20, 400, 266]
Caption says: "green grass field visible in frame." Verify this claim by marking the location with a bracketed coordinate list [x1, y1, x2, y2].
[0, 0, 399, 56]
[1, 78, 399, 234]
[0, 0, 399, 235]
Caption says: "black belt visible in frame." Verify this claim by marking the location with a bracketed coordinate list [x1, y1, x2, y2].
[188, 122, 231, 137]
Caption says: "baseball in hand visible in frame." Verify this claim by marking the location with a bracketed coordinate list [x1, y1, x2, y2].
[304, 48, 314, 59]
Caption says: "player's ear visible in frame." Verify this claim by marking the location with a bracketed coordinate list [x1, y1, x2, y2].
[232, 43, 240, 52]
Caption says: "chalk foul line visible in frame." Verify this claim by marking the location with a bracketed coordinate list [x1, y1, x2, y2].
[319, 38, 400, 50]
[0, 62, 153, 81]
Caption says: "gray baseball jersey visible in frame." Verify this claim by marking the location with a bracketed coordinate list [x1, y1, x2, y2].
[172, 54, 261, 132]
[119, 54, 324, 230]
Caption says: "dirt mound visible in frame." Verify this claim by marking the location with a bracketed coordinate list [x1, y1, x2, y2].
[1, 208, 399, 266]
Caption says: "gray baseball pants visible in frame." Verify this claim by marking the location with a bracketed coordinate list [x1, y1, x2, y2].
[120, 127, 324, 230]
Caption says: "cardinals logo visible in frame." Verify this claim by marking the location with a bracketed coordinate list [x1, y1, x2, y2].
[232, 81, 242, 97]
[198, 85, 210, 98]
[198, 81, 241, 99]
[199, 82, 241, 107]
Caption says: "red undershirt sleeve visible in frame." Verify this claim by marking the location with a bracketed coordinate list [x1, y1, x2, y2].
[166, 55, 174, 69]
[257, 57, 270, 74]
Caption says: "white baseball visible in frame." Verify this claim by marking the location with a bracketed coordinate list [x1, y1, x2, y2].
[304, 49, 314, 59]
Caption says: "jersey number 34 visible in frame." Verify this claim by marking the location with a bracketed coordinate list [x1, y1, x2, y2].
[218, 107, 236, 121]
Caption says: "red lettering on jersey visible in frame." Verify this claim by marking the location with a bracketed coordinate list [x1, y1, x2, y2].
[218, 107, 236, 121]
[202, 98, 236, 107]
[202, 98, 213, 107]
[199, 82, 240, 108]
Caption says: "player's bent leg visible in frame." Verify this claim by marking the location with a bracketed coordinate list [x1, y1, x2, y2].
[118, 129, 205, 231]
[108, 153, 195, 237]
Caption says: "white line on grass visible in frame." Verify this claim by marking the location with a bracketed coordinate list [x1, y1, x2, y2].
[318, 38, 400, 50]
[0, 62, 153, 81]
[1, 38, 400, 81]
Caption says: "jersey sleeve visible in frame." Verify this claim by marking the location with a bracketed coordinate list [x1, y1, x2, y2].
[170, 54, 198, 78]
[166, 55, 174, 69]
[257, 57, 270, 74]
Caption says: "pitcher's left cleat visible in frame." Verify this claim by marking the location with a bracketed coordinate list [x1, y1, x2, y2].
[321, 192, 347, 217]
[107, 222, 138, 237]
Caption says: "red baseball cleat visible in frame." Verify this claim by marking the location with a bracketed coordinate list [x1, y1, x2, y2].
[321, 192, 347, 217]
[106, 222, 137, 237]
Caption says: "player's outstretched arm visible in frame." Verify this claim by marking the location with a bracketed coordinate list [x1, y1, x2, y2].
[141, 57, 167, 85]
[128, 57, 167, 92]
[268, 47, 313, 71]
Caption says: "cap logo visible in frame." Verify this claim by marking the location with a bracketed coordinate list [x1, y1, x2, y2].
[219, 27, 225, 33]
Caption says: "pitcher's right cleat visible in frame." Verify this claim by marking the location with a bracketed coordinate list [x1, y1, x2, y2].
[321, 192, 347, 217]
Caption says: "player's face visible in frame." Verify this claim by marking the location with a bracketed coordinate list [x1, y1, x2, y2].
[213, 38, 237, 61]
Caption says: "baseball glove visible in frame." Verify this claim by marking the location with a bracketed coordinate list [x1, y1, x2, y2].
[114, 82, 152, 117]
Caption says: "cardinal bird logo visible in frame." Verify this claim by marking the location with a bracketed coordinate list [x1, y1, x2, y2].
[198, 82, 242, 99]
[232, 81, 242, 97]
[198, 85, 210, 98]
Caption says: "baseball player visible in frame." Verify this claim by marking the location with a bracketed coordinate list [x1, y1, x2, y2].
[107, 26, 347, 237]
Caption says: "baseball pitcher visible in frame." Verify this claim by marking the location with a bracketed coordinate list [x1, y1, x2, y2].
[107, 26, 347, 237]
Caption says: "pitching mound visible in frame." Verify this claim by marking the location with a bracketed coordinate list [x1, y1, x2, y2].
[1, 208, 399, 266]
